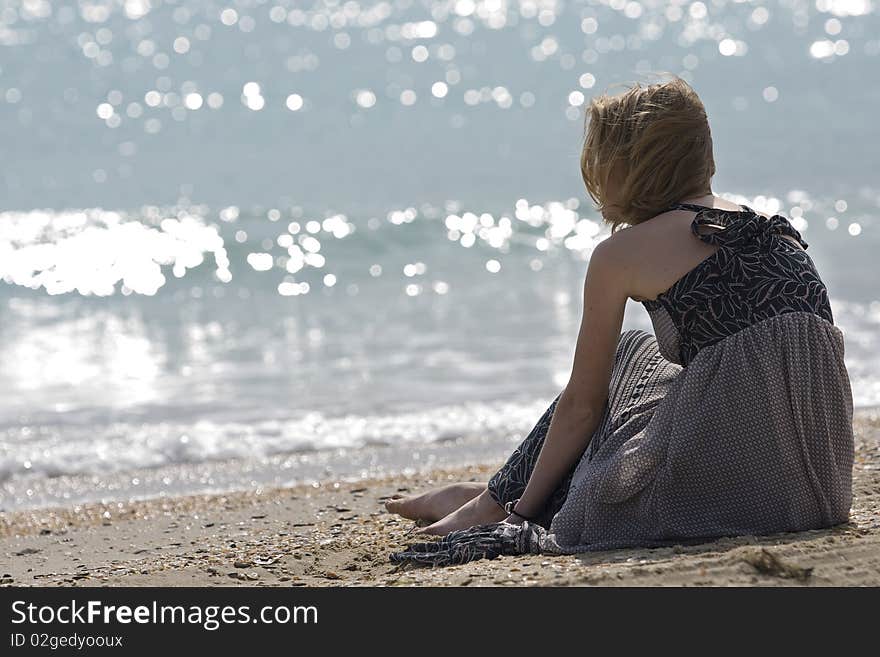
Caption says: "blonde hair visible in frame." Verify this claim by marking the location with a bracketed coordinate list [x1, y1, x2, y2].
[581, 75, 716, 230]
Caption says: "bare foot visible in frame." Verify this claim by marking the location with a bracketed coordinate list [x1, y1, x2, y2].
[384, 482, 486, 523]
[417, 488, 507, 535]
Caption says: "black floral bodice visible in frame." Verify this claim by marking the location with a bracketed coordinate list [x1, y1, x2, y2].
[641, 202, 834, 366]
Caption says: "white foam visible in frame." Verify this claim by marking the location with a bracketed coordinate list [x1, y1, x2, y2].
[0, 398, 549, 485]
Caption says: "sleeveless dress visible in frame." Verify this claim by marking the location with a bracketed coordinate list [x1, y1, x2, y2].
[390, 202, 855, 566]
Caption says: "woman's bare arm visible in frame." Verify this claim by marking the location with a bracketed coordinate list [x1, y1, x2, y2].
[506, 237, 631, 521]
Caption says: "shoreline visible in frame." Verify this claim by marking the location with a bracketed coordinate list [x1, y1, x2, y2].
[1, 413, 878, 587]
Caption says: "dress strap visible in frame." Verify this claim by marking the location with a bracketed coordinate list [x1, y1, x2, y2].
[665, 202, 809, 250]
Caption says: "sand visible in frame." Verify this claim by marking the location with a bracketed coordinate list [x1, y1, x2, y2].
[1, 412, 878, 587]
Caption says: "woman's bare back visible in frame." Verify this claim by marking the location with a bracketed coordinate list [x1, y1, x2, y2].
[611, 194, 801, 304]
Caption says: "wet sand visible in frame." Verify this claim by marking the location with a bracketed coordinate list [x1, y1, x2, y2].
[1, 413, 878, 587]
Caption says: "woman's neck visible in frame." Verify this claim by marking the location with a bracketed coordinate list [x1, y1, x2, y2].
[680, 190, 715, 205]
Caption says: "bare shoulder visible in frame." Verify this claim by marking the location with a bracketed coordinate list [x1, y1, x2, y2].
[596, 207, 681, 260]
[588, 213, 677, 295]
[593, 206, 718, 300]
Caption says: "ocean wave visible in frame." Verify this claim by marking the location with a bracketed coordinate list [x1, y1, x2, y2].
[0, 398, 549, 484]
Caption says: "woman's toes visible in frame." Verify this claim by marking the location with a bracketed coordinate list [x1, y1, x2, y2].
[385, 495, 419, 519]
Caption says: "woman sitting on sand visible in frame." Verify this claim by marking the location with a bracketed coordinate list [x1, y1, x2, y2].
[387, 76, 855, 566]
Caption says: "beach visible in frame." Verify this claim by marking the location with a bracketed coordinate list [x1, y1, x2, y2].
[3, 0, 880, 586]
[2, 0, 879, 597]
[1, 411, 877, 588]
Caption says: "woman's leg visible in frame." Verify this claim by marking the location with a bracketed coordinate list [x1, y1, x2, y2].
[418, 392, 578, 535]
[416, 486, 508, 535]
[384, 482, 486, 522]
[415, 331, 662, 537]
[486, 392, 576, 529]
[385, 394, 566, 525]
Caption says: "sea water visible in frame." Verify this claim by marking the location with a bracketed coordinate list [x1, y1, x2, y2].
[1, 0, 878, 510]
